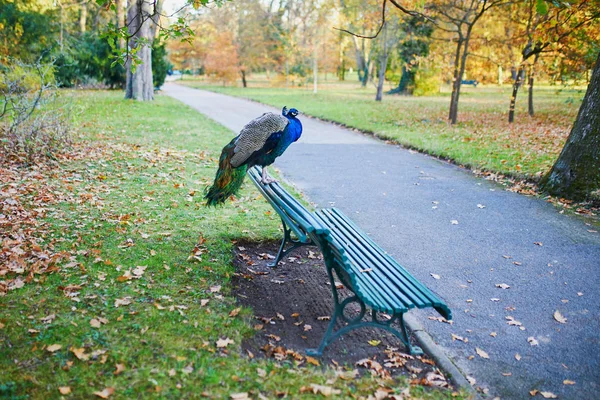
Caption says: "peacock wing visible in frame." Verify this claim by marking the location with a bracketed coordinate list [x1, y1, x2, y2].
[230, 112, 289, 167]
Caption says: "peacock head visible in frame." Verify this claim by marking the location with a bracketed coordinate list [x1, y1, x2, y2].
[282, 106, 300, 118]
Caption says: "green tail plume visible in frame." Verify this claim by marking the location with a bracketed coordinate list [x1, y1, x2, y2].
[205, 141, 247, 206]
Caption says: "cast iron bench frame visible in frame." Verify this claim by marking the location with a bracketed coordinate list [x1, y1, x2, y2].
[248, 167, 452, 356]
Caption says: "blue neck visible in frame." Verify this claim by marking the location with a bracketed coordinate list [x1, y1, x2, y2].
[285, 117, 302, 142]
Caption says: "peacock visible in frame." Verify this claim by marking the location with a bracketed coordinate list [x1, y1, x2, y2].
[205, 106, 302, 206]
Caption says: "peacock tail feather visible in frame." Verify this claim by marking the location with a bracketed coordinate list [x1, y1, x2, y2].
[205, 140, 247, 206]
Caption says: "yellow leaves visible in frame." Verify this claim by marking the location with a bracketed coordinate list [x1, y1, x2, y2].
[367, 340, 381, 346]
[475, 347, 489, 359]
[305, 356, 320, 366]
[93, 387, 115, 399]
[46, 344, 62, 353]
[553, 310, 567, 324]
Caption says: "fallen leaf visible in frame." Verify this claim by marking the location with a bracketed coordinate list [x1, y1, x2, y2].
[477, 204, 486, 209]
[210, 285, 221, 293]
[530, 389, 539, 396]
[46, 344, 62, 353]
[303, 324, 312, 332]
[230, 393, 251, 400]
[90, 318, 102, 328]
[451, 334, 468, 343]
[216, 337, 234, 348]
[502, 372, 512, 376]
[467, 376, 476, 386]
[94, 388, 115, 398]
[528, 336, 539, 346]
[317, 315, 330, 321]
[476, 347, 489, 359]
[58, 386, 71, 395]
[515, 353, 522, 361]
[309, 384, 341, 396]
[451, 220, 459, 225]
[229, 308, 241, 317]
[540, 391, 558, 399]
[534, 242, 543, 246]
[70, 347, 89, 361]
[114, 297, 132, 307]
[430, 273, 441, 280]
[496, 283, 510, 289]
[563, 380, 575, 385]
[553, 310, 567, 324]
[490, 332, 497, 337]
[368, 340, 381, 346]
[114, 363, 126, 375]
[305, 356, 320, 366]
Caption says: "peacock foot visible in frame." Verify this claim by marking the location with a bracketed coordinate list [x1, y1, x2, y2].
[261, 168, 277, 184]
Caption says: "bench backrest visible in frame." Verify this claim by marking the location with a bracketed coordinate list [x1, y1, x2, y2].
[247, 167, 329, 244]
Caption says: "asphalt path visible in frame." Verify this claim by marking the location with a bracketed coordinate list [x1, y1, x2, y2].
[163, 83, 600, 399]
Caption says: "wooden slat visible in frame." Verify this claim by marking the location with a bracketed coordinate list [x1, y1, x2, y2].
[320, 209, 432, 306]
[314, 212, 416, 312]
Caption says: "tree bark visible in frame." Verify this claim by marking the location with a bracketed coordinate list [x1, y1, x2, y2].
[240, 69, 247, 88]
[79, 1, 87, 33]
[125, 0, 155, 101]
[528, 54, 539, 116]
[508, 66, 525, 123]
[540, 52, 600, 201]
[448, 38, 463, 123]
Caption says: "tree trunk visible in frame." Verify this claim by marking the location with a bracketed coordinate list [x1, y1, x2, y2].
[508, 66, 525, 123]
[240, 69, 247, 88]
[450, 32, 472, 124]
[116, 0, 126, 48]
[528, 54, 539, 116]
[540, 53, 600, 201]
[79, 1, 87, 33]
[125, 0, 154, 101]
[448, 38, 463, 123]
[375, 53, 389, 101]
[388, 66, 414, 95]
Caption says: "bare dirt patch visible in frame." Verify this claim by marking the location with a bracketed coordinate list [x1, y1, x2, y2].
[231, 240, 451, 386]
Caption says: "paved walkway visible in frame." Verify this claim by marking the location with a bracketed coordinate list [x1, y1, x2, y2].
[163, 83, 600, 399]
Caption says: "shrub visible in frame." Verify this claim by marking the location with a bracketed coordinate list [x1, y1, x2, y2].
[0, 61, 72, 164]
[413, 67, 440, 96]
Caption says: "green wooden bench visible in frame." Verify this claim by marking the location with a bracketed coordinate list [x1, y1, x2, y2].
[247, 167, 452, 356]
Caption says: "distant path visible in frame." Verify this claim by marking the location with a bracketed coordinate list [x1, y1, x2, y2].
[163, 83, 600, 399]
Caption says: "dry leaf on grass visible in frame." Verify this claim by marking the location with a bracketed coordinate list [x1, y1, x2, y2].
[58, 386, 71, 395]
[90, 318, 102, 328]
[230, 393, 251, 400]
[46, 344, 62, 353]
[216, 338, 234, 348]
[114, 363, 126, 375]
[229, 307, 241, 317]
[309, 384, 341, 396]
[94, 388, 115, 399]
[70, 347, 89, 361]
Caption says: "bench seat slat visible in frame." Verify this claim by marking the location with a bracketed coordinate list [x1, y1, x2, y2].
[314, 213, 419, 312]
[319, 209, 433, 306]
[315, 209, 450, 318]
[325, 208, 451, 320]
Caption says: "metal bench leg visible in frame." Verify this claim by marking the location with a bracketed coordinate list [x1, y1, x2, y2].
[270, 218, 313, 268]
[306, 266, 423, 356]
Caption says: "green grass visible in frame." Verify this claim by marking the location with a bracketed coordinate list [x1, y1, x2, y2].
[0, 91, 463, 399]
[179, 76, 584, 179]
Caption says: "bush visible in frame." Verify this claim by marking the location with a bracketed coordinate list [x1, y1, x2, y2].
[152, 40, 171, 88]
[0, 61, 72, 164]
[413, 67, 440, 96]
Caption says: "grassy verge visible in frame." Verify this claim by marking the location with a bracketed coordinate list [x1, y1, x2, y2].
[178, 78, 583, 180]
[0, 91, 462, 399]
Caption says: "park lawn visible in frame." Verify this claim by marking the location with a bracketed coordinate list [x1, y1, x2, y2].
[0, 91, 462, 399]
[179, 78, 583, 180]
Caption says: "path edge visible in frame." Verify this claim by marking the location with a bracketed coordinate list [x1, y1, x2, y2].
[405, 314, 479, 398]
